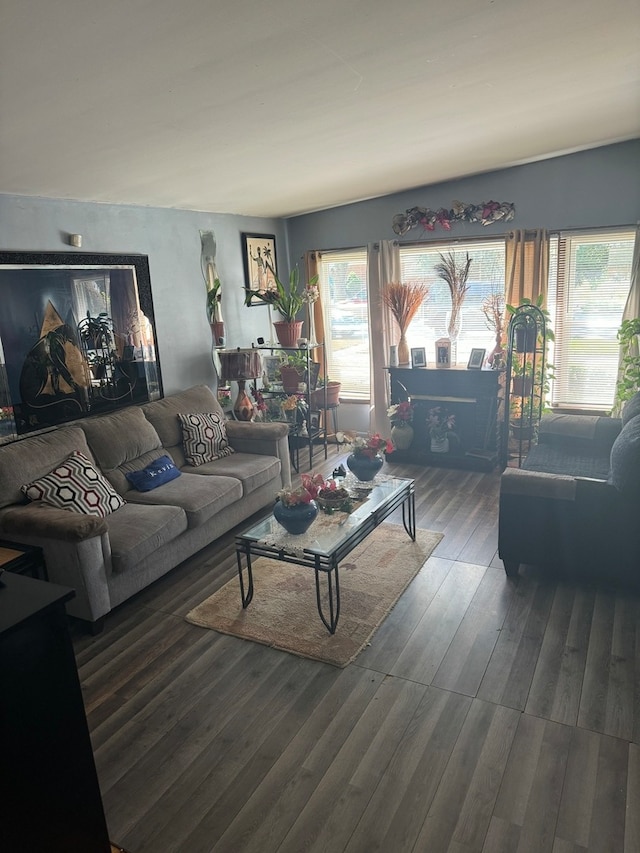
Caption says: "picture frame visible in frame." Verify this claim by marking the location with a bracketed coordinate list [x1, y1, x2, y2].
[410, 347, 426, 368]
[435, 338, 451, 369]
[262, 354, 284, 384]
[467, 348, 486, 369]
[309, 412, 321, 433]
[0, 250, 162, 441]
[241, 233, 278, 304]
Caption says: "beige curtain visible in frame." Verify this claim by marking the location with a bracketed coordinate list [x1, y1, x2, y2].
[505, 229, 550, 309]
[612, 224, 640, 415]
[368, 240, 400, 435]
[303, 250, 324, 378]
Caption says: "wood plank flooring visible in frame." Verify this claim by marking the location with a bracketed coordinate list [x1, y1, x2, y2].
[72, 454, 640, 852]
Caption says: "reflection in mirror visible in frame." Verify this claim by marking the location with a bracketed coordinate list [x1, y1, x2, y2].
[0, 252, 162, 441]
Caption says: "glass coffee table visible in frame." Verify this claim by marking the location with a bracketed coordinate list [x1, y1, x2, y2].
[235, 476, 415, 634]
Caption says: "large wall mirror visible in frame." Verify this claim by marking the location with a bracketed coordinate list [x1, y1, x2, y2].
[0, 251, 162, 443]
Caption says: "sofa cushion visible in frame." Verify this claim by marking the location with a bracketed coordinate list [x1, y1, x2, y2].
[0, 426, 91, 509]
[184, 451, 281, 495]
[523, 443, 612, 480]
[538, 414, 621, 450]
[124, 472, 242, 528]
[609, 414, 640, 499]
[125, 455, 181, 492]
[141, 385, 224, 467]
[21, 451, 126, 517]
[105, 502, 188, 573]
[81, 406, 165, 494]
[622, 391, 640, 427]
[178, 411, 234, 466]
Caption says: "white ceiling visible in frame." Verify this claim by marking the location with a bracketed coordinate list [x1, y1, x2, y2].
[1, 0, 638, 219]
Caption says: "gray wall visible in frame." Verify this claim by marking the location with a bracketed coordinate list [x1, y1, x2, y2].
[287, 140, 640, 260]
[1, 140, 638, 407]
[0, 195, 286, 394]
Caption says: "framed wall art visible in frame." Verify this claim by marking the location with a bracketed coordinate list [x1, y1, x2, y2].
[0, 251, 162, 442]
[410, 347, 426, 368]
[241, 233, 278, 303]
[435, 338, 451, 369]
[467, 348, 486, 369]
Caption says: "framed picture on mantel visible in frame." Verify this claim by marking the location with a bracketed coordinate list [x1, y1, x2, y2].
[435, 338, 451, 368]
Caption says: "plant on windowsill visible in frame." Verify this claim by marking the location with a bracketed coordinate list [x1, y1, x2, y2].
[614, 318, 640, 414]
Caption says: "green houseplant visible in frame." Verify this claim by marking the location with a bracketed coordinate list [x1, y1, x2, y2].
[245, 263, 319, 348]
[614, 318, 640, 413]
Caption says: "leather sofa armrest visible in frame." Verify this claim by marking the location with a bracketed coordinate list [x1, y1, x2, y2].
[0, 503, 108, 542]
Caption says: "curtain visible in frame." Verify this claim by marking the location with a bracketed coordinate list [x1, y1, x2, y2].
[505, 229, 550, 309]
[612, 224, 640, 415]
[304, 250, 324, 378]
[368, 240, 400, 435]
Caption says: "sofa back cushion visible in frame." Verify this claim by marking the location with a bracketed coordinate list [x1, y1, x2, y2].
[609, 413, 640, 500]
[141, 385, 224, 468]
[0, 426, 91, 509]
[81, 406, 165, 494]
[622, 390, 640, 427]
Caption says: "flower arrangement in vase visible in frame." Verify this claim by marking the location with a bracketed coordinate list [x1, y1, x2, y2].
[337, 431, 393, 481]
[387, 400, 414, 451]
[427, 406, 456, 453]
[434, 252, 472, 363]
[481, 286, 506, 368]
[381, 282, 430, 365]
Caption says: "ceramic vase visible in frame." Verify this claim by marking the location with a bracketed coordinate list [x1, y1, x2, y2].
[346, 452, 384, 481]
[391, 423, 414, 451]
[430, 434, 449, 454]
[273, 499, 318, 535]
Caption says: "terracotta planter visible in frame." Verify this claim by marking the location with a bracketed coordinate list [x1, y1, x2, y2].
[279, 365, 304, 393]
[310, 381, 341, 409]
[274, 320, 304, 348]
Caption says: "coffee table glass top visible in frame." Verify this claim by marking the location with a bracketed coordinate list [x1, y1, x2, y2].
[237, 476, 413, 557]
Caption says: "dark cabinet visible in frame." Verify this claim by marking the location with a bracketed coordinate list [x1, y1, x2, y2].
[0, 573, 111, 852]
[386, 366, 501, 470]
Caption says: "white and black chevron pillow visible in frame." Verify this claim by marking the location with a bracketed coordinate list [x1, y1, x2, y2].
[178, 411, 234, 466]
[22, 450, 125, 517]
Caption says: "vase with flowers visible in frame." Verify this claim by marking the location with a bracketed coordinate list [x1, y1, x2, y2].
[274, 477, 319, 535]
[245, 257, 319, 348]
[340, 432, 393, 481]
[387, 400, 414, 451]
[427, 406, 456, 454]
[381, 282, 430, 365]
[434, 252, 472, 365]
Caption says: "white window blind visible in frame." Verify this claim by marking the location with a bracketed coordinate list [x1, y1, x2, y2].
[548, 230, 635, 410]
[399, 240, 505, 364]
[319, 249, 370, 400]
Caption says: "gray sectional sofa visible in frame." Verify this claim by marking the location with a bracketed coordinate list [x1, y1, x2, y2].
[0, 385, 291, 631]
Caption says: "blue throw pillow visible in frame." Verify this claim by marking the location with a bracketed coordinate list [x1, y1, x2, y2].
[126, 455, 181, 492]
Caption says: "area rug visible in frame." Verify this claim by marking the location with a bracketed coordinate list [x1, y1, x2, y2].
[185, 524, 443, 667]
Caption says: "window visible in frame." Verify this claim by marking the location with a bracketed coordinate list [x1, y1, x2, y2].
[399, 240, 506, 364]
[548, 230, 635, 410]
[319, 249, 369, 400]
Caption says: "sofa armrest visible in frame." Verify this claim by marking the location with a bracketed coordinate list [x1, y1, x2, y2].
[0, 503, 108, 541]
[500, 467, 577, 501]
[226, 420, 291, 487]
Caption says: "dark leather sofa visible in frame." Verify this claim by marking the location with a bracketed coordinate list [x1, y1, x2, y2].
[498, 391, 640, 590]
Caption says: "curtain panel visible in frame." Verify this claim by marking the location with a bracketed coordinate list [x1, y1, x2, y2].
[368, 240, 400, 436]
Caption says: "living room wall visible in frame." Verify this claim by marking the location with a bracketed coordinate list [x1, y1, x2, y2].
[0, 195, 287, 394]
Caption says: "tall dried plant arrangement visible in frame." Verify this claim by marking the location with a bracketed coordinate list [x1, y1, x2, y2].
[434, 251, 472, 363]
[481, 286, 506, 366]
[381, 281, 429, 364]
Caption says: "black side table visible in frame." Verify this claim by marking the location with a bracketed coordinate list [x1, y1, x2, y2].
[0, 539, 46, 579]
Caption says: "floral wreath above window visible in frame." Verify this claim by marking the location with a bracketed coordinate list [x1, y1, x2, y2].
[392, 199, 515, 235]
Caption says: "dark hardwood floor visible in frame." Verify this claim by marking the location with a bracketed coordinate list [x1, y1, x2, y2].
[72, 452, 640, 852]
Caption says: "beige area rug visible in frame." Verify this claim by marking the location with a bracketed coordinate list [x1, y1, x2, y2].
[185, 524, 443, 667]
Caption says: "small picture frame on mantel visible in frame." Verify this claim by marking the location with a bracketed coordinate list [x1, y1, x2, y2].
[435, 338, 451, 368]
[410, 347, 426, 368]
[467, 347, 486, 369]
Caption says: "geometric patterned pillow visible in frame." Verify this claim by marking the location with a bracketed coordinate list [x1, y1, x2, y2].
[178, 411, 235, 467]
[21, 450, 126, 517]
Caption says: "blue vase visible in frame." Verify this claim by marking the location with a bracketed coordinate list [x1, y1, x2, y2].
[273, 499, 318, 535]
[346, 452, 383, 482]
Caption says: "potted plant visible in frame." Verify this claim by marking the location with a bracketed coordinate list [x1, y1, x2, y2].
[427, 406, 456, 453]
[245, 262, 318, 348]
[274, 476, 319, 535]
[481, 286, 506, 367]
[381, 282, 429, 365]
[338, 432, 393, 481]
[387, 400, 414, 450]
[310, 376, 341, 409]
[434, 251, 472, 363]
[206, 275, 224, 343]
[614, 318, 640, 413]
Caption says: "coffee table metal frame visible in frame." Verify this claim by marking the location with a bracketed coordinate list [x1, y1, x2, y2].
[235, 477, 415, 634]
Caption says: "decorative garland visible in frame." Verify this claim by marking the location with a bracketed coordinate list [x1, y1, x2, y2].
[392, 199, 515, 235]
